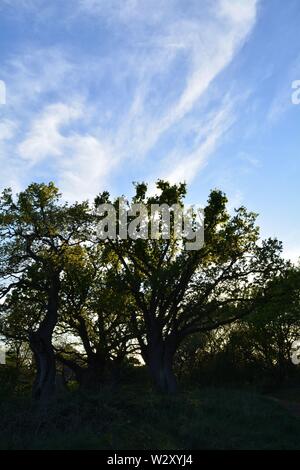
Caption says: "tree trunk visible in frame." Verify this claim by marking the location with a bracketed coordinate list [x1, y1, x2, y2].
[29, 274, 60, 403]
[30, 331, 56, 402]
[146, 336, 178, 394]
[56, 353, 112, 391]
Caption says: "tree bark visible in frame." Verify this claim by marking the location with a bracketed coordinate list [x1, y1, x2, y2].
[29, 274, 60, 403]
[145, 335, 178, 394]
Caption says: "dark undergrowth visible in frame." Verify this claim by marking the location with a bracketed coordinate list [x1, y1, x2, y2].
[0, 383, 300, 450]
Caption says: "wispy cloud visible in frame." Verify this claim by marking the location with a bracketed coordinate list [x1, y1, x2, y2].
[18, 103, 82, 165]
[0, 0, 259, 200]
[163, 99, 235, 185]
[17, 102, 114, 200]
[100, 0, 259, 165]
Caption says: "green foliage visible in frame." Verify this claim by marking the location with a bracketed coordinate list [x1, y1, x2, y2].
[0, 180, 299, 400]
[175, 268, 300, 388]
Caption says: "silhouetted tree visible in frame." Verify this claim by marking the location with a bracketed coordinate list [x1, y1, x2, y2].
[55, 245, 136, 389]
[0, 183, 91, 401]
[96, 181, 286, 393]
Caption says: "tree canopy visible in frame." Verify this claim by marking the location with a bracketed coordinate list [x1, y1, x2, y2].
[0, 180, 298, 399]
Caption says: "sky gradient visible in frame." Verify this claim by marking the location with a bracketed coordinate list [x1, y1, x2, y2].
[0, 0, 300, 261]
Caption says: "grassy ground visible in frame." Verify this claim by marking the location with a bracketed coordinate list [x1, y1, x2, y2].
[0, 385, 300, 450]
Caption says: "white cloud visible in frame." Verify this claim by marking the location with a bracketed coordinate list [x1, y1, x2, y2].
[0, 0, 260, 200]
[17, 101, 114, 199]
[59, 134, 114, 201]
[218, 0, 258, 25]
[18, 103, 82, 164]
[164, 99, 235, 184]
[0, 120, 17, 142]
[108, 0, 259, 160]
[4, 49, 74, 109]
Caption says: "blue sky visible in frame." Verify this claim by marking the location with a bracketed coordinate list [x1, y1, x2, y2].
[0, 0, 300, 261]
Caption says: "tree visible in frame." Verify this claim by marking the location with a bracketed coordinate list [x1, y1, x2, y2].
[173, 267, 300, 386]
[224, 267, 300, 382]
[96, 180, 286, 393]
[0, 180, 289, 396]
[0, 183, 91, 401]
[55, 245, 137, 389]
[1, 244, 136, 392]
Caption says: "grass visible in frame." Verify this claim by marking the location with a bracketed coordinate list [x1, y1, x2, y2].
[0, 385, 300, 449]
